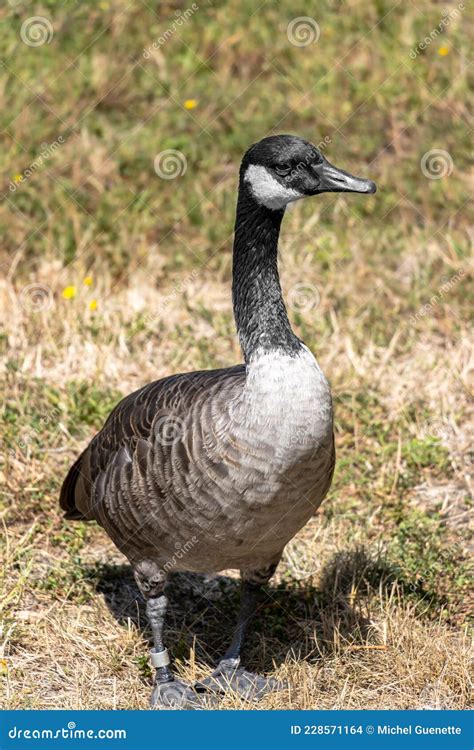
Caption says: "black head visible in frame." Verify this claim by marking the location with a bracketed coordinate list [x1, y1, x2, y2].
[241, 134, 376, 210]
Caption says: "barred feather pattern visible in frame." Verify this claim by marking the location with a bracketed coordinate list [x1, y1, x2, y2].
[60, 348, 334, 574]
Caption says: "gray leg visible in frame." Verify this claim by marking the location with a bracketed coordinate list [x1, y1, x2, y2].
[134, 560, 216, 709]
[147, 595, 174, 684]
[221, 579, 264, 661]
[196, 561, 285, 700]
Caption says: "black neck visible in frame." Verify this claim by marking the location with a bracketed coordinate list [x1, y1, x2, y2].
[232, 180, 301, 363]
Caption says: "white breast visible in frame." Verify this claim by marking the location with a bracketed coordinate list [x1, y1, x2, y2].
[229, 346, 333, 463]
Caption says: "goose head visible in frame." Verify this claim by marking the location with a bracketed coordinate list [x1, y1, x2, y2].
[241, 134, 376, 211]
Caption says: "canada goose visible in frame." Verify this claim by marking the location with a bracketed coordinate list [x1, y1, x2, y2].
[60, 135, 376, 708]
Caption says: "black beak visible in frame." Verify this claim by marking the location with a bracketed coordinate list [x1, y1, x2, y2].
[316, 160, 376, 194]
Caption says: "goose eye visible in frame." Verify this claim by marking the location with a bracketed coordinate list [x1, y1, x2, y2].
[275, 164, 292, 176]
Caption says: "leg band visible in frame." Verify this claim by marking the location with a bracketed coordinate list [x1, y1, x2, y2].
[150, 647, 170, 668]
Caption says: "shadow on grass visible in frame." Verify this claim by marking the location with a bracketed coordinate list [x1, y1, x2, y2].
[93, 546, 401, 672]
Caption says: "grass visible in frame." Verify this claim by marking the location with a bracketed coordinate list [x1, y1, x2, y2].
[0, 0, 472, 710]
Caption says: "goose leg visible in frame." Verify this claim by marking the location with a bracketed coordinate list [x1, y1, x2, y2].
[196, 563, 285, 701]
[135, 562, 210, 709]
[147, 595, 191, 709]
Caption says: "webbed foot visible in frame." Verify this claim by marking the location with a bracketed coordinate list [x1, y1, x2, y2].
[195, 658, 286, 702]
[151, 678, 220, 709]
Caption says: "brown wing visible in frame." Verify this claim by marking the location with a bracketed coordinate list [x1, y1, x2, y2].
[59, 365, 245, 522]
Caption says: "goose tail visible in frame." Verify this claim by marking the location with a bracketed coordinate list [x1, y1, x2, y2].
[59, 454, 86, 520]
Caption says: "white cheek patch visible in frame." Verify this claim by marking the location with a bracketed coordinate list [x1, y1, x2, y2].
[244, 164, 303, 210]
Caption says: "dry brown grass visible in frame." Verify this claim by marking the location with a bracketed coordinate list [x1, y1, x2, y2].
[1, 239, 472, 709]
[2, 504, 472, 710]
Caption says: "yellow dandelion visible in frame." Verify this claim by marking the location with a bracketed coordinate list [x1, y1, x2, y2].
[62, 285, 77, 300]
[83, 276, 93, 286]
[0, 658, 8, 676]
[13, 174, 22, 183]
[88, 299, 98, 311]
[183, 99, 198, 110]
[438, 46, 449, 56]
